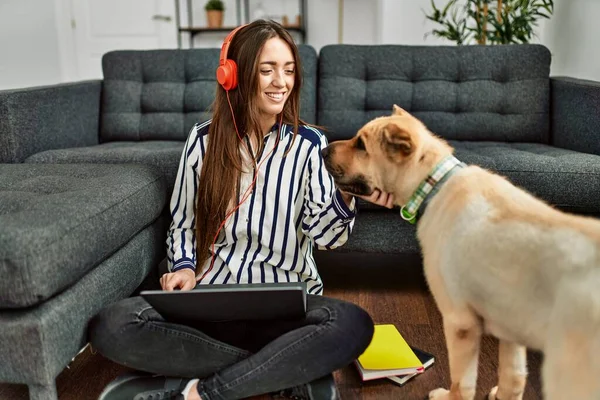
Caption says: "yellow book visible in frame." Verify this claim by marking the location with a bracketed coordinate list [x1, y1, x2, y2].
[354, 324, 424, 381]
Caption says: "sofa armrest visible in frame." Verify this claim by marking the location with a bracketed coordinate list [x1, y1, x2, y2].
[551, 77, 600, 156]
[0, 80, 102, 163]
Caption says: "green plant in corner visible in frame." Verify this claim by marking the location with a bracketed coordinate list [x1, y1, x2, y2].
[424, 0, 471, 45]
[425, 0, 554, 45]
[205, 0, 225, 12]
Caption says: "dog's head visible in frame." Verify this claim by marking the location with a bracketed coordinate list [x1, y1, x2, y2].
[322, 105, 453, 205]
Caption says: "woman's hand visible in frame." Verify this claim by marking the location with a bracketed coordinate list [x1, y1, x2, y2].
[160, 269, 196, 291]
[355, 189, 395, 209]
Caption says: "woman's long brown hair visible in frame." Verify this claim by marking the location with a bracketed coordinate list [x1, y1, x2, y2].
[195, 20, 304, 272]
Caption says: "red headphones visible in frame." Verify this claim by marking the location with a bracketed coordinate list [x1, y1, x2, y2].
[216, 24, 248, 91]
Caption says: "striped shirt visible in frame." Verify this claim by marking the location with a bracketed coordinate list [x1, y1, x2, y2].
[166, 119, 356, 295]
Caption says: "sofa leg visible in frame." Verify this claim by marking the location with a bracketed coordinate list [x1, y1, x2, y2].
[28, 383, 58, 400]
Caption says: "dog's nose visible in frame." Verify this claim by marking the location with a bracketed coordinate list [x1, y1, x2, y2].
[321, 147, 329, 159]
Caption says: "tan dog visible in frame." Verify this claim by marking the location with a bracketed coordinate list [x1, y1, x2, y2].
[323, 105, 600, 400]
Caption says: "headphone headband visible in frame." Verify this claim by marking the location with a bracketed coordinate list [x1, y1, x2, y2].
[219, 24, 247, 66]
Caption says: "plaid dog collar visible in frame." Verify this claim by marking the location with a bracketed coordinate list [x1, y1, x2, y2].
[400, 155, 466, 224]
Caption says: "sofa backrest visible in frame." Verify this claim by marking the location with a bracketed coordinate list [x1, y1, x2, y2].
[100, 45, 318, 142]
[318, 44, 551, 143]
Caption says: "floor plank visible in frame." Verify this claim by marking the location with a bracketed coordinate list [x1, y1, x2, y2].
[0, 252, 543, 399]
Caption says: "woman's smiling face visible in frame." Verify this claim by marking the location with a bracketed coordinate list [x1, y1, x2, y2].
[256, 37, 295, 126]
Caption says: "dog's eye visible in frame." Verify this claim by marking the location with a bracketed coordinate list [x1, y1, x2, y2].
[355, 137, 366, 151]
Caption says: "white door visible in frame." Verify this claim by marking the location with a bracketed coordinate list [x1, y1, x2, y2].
[67, 0, 178, 80]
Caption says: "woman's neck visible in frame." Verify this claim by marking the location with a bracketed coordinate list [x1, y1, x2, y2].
[259, 115, 277, 136]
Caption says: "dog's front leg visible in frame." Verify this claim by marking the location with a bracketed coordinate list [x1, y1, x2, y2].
[429, 312, 481, 400]
[488, 340, 527, 400]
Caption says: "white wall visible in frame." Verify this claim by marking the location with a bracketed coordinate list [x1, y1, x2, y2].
[539, 0, 600, 81]
[0, 0, 63, 90]
[185, 0, 378, 51]
[378, 0, 452, 45]
[2, 0, 376, 89]
[308, 0, 378, 50]
[2, 0, 600, 90]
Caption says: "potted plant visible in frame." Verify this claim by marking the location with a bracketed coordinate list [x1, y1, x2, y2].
[424, 0, 554, 45]
[205, 0, 225, 28]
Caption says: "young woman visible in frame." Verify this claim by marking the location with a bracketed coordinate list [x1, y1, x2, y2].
[89, 19, 393, 400]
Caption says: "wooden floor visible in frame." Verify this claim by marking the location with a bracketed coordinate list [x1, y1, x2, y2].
[0, 252, 543, 399]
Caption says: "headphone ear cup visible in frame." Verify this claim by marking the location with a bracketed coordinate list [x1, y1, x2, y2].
[216, 59, 238, 91]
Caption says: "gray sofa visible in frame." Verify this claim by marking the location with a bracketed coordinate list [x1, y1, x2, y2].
[1, 43, 599, 399]
[318, 44, 600, 253]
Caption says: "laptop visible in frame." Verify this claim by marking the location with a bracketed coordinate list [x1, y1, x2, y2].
[140, 282, 307, 323]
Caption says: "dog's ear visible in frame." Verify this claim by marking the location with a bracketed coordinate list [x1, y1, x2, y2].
[392, 104, 408, 116]
[383, 123, 412, 156]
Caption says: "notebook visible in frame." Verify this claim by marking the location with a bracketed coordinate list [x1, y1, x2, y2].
[386, 346, 435, 386]
[140, 282, 307, 323]
[354, 324, 424, 381]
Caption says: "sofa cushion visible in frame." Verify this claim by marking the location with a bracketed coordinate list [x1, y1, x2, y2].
[24, 141, 183, 196]
[357, 141, 600, 215]
[453, 141, 600, 214]
[318, 44, 550, 142]
[332, 211, 420, 254]
[101, 45, 318, 142]
[0, 164, 166, 308]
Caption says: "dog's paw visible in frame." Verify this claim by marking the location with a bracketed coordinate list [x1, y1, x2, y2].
[488, 386, 498, 399]
[428, 388, 450, 399]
